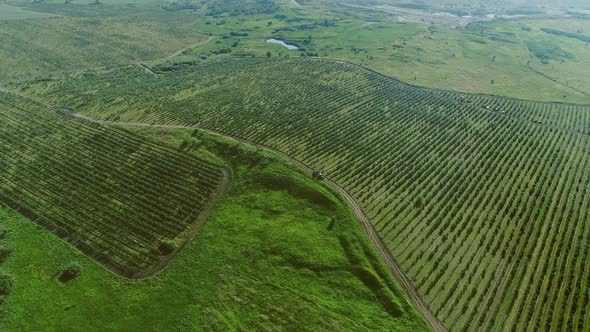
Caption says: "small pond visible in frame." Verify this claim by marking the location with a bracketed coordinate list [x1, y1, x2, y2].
[266, 39, 298, 50]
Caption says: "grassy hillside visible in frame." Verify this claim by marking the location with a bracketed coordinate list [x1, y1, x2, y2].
[0, 2, 207, 82]
[0, 126, 429, 331]
[373, 18, 590, 104]
[15, 58, 590, 331]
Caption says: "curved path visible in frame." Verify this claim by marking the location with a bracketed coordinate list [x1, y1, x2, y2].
[64, 112, 448, 332]
[0, 90, 232, 280]
[133, 167, 231, 279]
[0, 87, 446, 330]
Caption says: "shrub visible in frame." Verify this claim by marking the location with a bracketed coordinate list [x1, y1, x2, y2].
[230, 31, 248, 37]
[60, 262, 82, 282]
[0, 247, 14, 263]
[0, 273, 15, 296]
[159, 239, 177, 256]
[415, 194, 425, 209]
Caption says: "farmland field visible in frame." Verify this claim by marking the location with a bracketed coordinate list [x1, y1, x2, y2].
[14, 57, 590, 331]
[0, 127, 428, 331]
[0, 92, 227, 277]
[2, 0, 590, 330]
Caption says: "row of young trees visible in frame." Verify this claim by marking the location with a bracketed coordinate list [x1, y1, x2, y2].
[13, 58, 590, 331]
[0, 93, 225, 277]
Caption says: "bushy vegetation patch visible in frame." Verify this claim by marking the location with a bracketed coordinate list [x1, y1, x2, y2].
[158, 239, 177, 256]
[0, 226, 13, 305]
[526, 40, 574, 63]
[0, 274, 14, 297]
[59, 262, 82, 282]
[541, 28, 590, 43]
[203, 0, 279, 16]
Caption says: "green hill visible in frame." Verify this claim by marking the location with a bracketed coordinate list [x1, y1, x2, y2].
[15, 58, 590, 331]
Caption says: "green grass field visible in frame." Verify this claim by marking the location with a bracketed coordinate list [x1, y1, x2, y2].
[0, 126, 428, 331]
[17, 57, 590, 331]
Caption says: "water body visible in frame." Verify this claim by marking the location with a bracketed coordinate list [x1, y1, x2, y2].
[266, 39, 298, 50]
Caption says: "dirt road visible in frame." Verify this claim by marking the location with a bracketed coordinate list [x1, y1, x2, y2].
[0, 87, 446, 330]
[132, 168, 231, 279]
[63, 113, 448, 332]
[164, 36, 215, 60]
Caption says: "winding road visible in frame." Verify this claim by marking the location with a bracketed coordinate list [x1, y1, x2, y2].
[0, 87, 447, 331]
[64, 112, 448, 332]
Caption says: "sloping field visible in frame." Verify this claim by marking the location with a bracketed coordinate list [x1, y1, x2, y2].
[0, 4, 206, 82]
[11, 58, 590, 331]
[0, 92, 226, 277]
